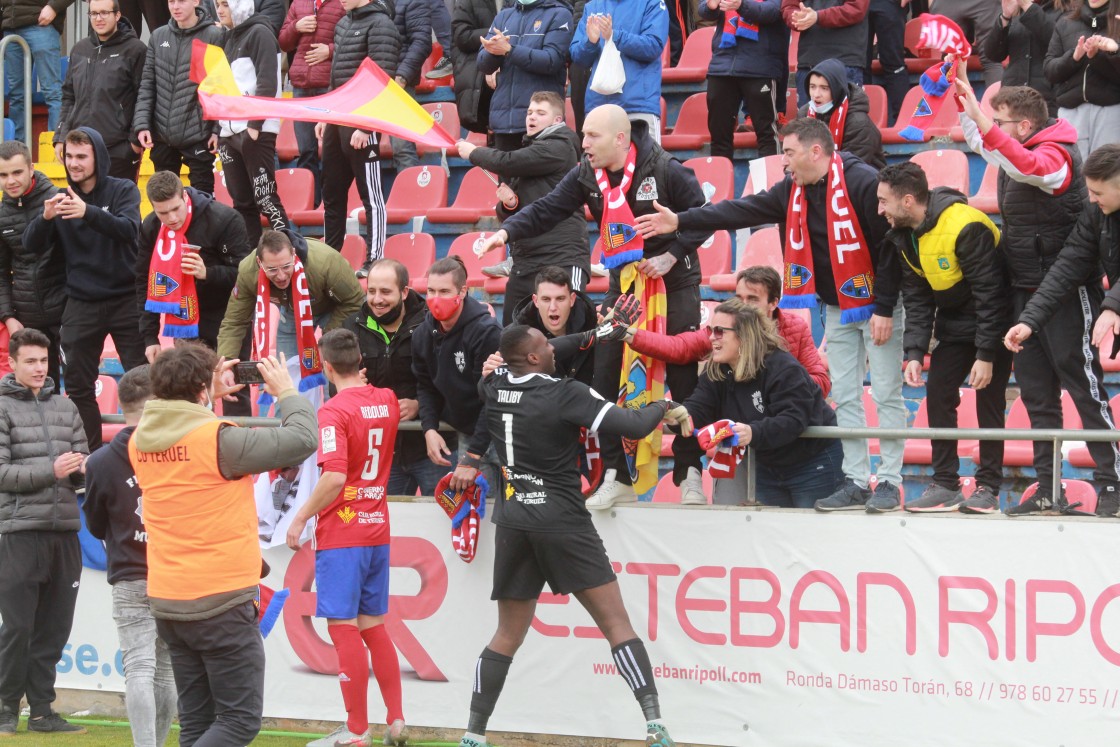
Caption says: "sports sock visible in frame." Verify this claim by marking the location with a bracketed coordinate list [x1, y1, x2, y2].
[328, 624, 369, 735]
[361, 623, 404, 723]
[612, 638, 661, 720]
[467, 647, 513, 735]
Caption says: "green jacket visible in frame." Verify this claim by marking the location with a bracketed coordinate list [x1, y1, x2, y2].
[217, 235, 363, 360]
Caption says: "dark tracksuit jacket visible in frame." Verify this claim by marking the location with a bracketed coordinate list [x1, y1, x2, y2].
[83, 425, 148, 585]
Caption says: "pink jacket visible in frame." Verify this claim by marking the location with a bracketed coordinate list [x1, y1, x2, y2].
[279, 0, 346, 90]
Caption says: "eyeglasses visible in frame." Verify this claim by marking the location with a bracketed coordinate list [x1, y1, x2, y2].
[991, 118, 1021, 128]
[260, 261, 295, 276]
[705, 325, 735, 337]
[88, 10, 118, 17]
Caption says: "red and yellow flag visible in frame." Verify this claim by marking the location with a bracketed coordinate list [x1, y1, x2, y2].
[188, 40, 456, 150]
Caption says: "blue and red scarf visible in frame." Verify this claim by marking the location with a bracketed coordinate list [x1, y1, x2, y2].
[720, 9, 759, 47]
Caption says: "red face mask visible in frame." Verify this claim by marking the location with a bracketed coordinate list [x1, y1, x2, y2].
[427, 294, 462, 322]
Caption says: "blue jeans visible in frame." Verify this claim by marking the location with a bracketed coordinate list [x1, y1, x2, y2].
[292, 87, 327, 205]
[388, 455, 448, 496]
[389, 85, 420, 171]
[4, 25, 62, 142]
[431, 0, 452, 53]
[713, 440, 845, 508]
[112, 580, 176, 747]
[275, 308, 331, 361]
[795, 66, 865, 109]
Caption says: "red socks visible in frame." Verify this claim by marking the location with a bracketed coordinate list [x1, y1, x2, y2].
[361, 623, 404, 724]
[328, 624, 370, 735]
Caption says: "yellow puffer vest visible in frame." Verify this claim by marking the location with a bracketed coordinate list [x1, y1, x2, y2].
[903, 203, 1001, 291]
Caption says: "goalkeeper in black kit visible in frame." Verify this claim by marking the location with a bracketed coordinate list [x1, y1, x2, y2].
[459, 324, 690, 747]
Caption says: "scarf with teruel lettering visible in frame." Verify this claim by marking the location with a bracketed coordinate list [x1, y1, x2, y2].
[896, 14, 971, 142]
[253, 254, 325, 408]
[145, 194, 199, 338]
[720, 8, 759, 47]
[808, 99, 849, 152]
[597, 143, 645, 269]
[779, 151, 876, 324]
[696, 418, 746, 479]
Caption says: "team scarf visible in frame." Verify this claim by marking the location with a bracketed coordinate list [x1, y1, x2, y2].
[696, 418, 746, 479]
[720, 9, 759, 47]
[808, 99, 849, 152]
[896, 14, 972, 142]
[253, 255, 325, 408]
[435, 472, 488, 563]
[145, 195, 200, 338]
[617, 264, 666, 496]
[581, 428, 603, 496]
[779, 151, 876, 324]
[597, 144, 645, 269]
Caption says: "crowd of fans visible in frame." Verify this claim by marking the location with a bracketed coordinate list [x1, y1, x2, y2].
[1, 0, 1120, 743]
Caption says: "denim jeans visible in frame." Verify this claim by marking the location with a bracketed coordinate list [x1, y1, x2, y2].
[713, 441, 845, 507]
[292, 87, 327, 205]
[275, 308, 331, 360]
[112, 580, 176, 747]
[3, 25, 62, 142]
[388, 456, 448, 496]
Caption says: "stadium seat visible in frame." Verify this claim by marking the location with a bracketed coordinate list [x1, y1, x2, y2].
[586, 241, 609, 294]
[447, 232, 506, 287]
[384, 232, 437, 293]
[883, 86, 960, 143]
[698, 230, 732, 283]
[415, 44, 449, 94]
[653, 469, 714, 503]
[968, 163, 999, 215]
[340, 234, 366, 272]
[863, 84, 888, 128]
[909, 149, 970, 194]
[385, 165, 448, 224]
[276, 119, 300, 163]
[710, 226, 781, 292]
[742, 155, 786, 196]
[1017, 479, 1097, 514]
[212, 172, 233, 206]
[417, 102, 459, 155]
[661, 93, 708, 151]
[976, 390, 1082, 466]
[683, 156, 734, 204]
[700, 299, 720, 327]
[95, 375, 119, 415]
[733, 91, 799, 150]
[903, 388, 979, 464]
[426, 167, 498, 223]
[275, 168, 315, 212]
[662, 25, 715, 83]
[1068, 392, 1120, 467]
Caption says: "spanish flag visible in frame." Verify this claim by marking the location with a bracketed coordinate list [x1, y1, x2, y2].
[188, 40, 456, 150]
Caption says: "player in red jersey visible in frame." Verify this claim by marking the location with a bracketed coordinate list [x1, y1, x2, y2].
[287, 329, 406, 747]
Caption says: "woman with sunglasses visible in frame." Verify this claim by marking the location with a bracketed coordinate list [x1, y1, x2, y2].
[682, 299, 843, 507]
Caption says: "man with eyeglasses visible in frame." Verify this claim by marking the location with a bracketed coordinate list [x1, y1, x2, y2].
[54, 0, 147, 182]
[217, 230, 363, 378]
[957, 80, 1120, 516]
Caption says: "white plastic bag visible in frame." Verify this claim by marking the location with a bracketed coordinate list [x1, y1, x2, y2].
[589, 37, 626, 95]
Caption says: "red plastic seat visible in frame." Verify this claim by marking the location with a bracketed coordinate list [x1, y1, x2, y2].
[661, 93, 708, 151]
[415, 43, 449, 94]
[427, 167, 498, 224]
[909, 149, 970, 194]
[683, 156, 734, 204]
[863, 84, 888, 128]
[653, 469, 713, 503]
[212, 171, 233, 207]
[446, 232, 506, 287]
[383, 232, 437, 294]
[698, 230, 732, 283]
[276, 118, 300, 162]
[661, 26, 715, 84]
[883, 86, 960, 143]
[417, 102, 459, 155]
[1017, 480, 1097, 513]
[96, 375, 119, 415]
[385, 165, 449, 224]
[976, 390, 1082, 467]
[710, 226, 781, 292]
[741, 155, 786, 196]
[275, 168, 314, 212]
[586, 241, 609, 294]
[903, 388, 979, 464]
[968, 163, 999, 215]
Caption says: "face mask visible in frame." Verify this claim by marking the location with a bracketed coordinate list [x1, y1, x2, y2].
[373, 300, 404, 326]
[809, 100, 834, 116]
[203, 389, 215, 412]
[427, 295, 462, 322]
[517, 0, 540, 5]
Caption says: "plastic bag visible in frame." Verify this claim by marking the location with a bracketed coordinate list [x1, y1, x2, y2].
[590, 37, 626, 95]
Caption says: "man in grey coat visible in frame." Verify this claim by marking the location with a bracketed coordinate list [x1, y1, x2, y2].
[0, 328, 89, 737]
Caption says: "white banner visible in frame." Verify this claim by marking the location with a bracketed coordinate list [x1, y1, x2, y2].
[54, 505, 1120, 746]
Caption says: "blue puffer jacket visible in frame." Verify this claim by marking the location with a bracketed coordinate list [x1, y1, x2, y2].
[478, 0, 574, 134]
[698, 0, 788, 80]
[570, 0, 667, 117]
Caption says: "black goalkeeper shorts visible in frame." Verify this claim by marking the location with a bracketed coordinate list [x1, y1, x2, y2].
[490, 524, 618, 600]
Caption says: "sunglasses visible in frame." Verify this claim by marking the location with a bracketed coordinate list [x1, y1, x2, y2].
[705, 325, 735, 337]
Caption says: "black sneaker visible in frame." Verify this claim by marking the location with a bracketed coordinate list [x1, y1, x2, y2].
[959, 485, 1000, 514]
[1096, 484, 1120, 517]
[0, 708, 16, 736]
[27, 713, 86, 734]
[866, 481, 901, 513]
[904, 483, 964, 513]
[425, 56, 453, 79]
[814, 479, 870, 512]
[1005, 491, 1053, 516]
[355, 259, 373, 279]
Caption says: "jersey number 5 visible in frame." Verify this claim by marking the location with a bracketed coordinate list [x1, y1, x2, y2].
[361, 428, 385, 480]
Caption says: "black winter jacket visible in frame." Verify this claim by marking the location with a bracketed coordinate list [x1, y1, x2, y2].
[699, 0, 788, 80]
[887, 188, 1009, 362]
[514, 289, 597, 384]
[24, 127, 142, 302]
[984, 0, 1061, 115]
[255, 0, 286, 34]
[798, 58, 885, 170]
[469, 122, 588, 271]
[1044, 3, 1120, 109]
[792, 0, 867, 69]
[0, 374, 88, 534]
[135, 188, 252, 348]
[344, 290, 437, 464]
[451, 0, 506, 133]
[502, 121, 708, 293]
[412, 294, 501, 456]
[83, 425, 148, 585]
[331, 0, 401, 88]
[1019, 202, 1120, 336]
[56, 17, 147, 150]
[676, 150, 898, 315]
[0, 0, 71, 33]
[134, 8, 228, 148]
[683, 350, 838, 469]
[394, 0, 432, 86]
[0, 172, 65, 329]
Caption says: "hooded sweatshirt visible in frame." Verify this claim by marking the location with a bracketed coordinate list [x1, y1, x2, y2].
[83, 425, 147, 585]
[221, 0, 284, 136]
[23, 127, 142, 302]
[799, 58, 885, 170]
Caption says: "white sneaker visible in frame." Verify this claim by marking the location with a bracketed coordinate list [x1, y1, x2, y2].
[482, 257, 512, 277]
[586, 469, 637, 510]
[383, 719, 407, 746]
[679, 466, 707, 505]
[307, 724, 371, 747]
[590, 262, 609, 277]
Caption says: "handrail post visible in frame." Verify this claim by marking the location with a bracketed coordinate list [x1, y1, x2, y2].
[0, 34, 35, 151]
[746, 447, 756, 504]
[1053, 436, 1063, 505]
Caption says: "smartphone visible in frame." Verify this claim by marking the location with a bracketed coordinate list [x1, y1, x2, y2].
[233, 361, 266, 385]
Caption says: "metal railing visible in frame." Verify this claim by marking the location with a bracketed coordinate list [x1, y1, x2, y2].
[0, 35, 34, 150]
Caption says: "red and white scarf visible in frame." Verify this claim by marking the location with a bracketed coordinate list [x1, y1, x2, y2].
[597, 143, 645, 269]
[145, 194, 199, 338]
[779, 152, 877, 324]
[808, 99, 849, 152]
[696, 419, 746, 479]
[253, 254, 325, 405]
[436, 472, 488, 563]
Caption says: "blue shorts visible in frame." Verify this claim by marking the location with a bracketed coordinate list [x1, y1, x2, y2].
[314, 544, 391, 619]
